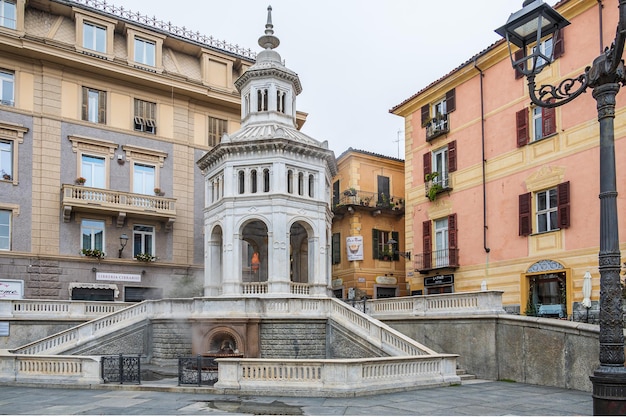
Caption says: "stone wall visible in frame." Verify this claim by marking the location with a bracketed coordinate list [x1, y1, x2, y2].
[150, 320, 193, 364]
[327, 321, 386, 358]
[260, 320, 326, 359]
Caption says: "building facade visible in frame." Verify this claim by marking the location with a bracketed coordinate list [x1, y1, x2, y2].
[0, 0, 296, 301]
[391, 0, 626, 316]
[330, 148, 407, 300]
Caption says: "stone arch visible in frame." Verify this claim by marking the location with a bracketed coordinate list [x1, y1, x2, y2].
[240, 217, 269, 283]
[289, 219, 315, 284]
[203, 326, 244, 355]
[522, 259, 571, 318]
[205, 224, 223, 296]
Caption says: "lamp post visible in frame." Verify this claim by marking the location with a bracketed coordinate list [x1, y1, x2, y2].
[496, 1, 626, 414]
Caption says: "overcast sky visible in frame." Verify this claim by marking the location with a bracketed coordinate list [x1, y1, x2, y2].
[110, 0, 559, 159]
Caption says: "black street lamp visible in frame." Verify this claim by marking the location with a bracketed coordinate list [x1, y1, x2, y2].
[496, 0, 626, 414]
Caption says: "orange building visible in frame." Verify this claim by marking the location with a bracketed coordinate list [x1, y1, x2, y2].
[330, 149, 407, 300]
[391, 0, 626, 317]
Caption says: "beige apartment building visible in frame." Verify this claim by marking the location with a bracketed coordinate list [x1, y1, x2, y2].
[0, 0, 294, 301]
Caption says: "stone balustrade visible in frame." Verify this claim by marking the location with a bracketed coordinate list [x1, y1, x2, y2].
[0, 354, 101, 385]
[0, 299, 133, 319]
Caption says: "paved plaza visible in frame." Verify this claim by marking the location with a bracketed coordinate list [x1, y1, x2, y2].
[0, 379, 592, 415]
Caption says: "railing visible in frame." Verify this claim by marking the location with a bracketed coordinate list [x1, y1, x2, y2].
[366, 291, 506, 318]
[0, 354, 101, 385]
[69, 0, 256, 59]
[62, 184, 176, 223]
[290, 282, 310, 295]
[241, 282, 268, 294]
[333, 189, 404, 212]
[426, 114, 449, 141]
[101, 354, 141, 384]
[0, 300, 132, 319]
[178, 355, 219, 386]
[414, 248, 459, 272]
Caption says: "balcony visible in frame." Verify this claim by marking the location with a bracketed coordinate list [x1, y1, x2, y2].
[333, 189, 405, 216]
[425, 114, 449, 141]
[425, 173, 451, 201]
[61, 184, 176, 230]
[413, 248, 459, 274]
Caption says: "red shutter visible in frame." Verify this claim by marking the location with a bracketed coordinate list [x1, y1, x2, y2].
[423, 221, 432, 270]
[519, 192, 532, 236]
[421, 105, 430, 127]
[514, 49, 525, 79]
[448, 213, 458, 266]
[542, 106, 556, 136]
[552, 29, 565, 59]
[446, 89, 456, 113]
[448, 140, 457, 173]
[516, 108, 529, 147]
[557, 181, 570, 228]
[423, 152, 431, 183]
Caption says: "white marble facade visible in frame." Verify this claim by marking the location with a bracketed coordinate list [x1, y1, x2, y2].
[197, 7, 337, 297]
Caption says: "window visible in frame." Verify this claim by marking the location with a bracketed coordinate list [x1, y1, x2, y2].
[287, 170, 293, 194]
[134, 99, 156, 134]
[514, 30, 564, 79]
[519, 182, 570, 236]
[208, 116, 227, 147]
[377, 175, 390, 207]
[421, 89, 456, 141]
[134, 37, 155, 67]
[372, 229, 399, 261]
[423, 140, 456, 195]
[251, 169, 257, 193]
[257, 88, 268, 111]
[238, 170, 245, 194]
[263, 168, 270, 192]
[82, 87, 106, 123]
[533, 36, 553, 69]
[516, 106, 556, 146]
[0, 139, 11, 179]
[332, 233, 341, 265]
[332, 180, 340, 207]
[81, 155, 105, 188]
[0, 0, 16, 30]
[81, 220, 104, 252]
[83, 22, 106, 53]
[308, 174, 314, 198]
[133, 163, 155, 195]
[0, 70, 14, 106]
[421, 214, 458, 270]
[0, 209, 10, 250]
[133, 225, 154, 257]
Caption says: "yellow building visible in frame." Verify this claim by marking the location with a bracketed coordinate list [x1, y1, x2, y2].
[0, 0, 310, 301]
[331, 148, 407, 300]
[391, 0, 626, 317]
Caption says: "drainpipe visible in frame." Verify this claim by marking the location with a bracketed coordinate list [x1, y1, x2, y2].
[598, 0, 604, 53]
[474, 58, 490, 254]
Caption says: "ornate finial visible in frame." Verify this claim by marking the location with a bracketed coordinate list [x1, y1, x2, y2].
[258, 5, 280, 50]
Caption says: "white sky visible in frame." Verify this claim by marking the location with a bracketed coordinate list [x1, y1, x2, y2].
[110, 0, 559, 159]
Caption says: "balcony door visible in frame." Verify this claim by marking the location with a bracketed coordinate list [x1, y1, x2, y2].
[81, 155, 105, 188]
[133, 163, 155, 195]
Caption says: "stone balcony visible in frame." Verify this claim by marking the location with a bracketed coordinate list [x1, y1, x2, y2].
[61, 184, 176, 230]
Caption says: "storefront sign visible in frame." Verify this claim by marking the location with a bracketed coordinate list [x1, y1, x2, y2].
[376, 276, 397, 285]
[332, 278, 343, 287]
[96, 272, 141, 282]
[424, 274, 454, 287]
[346, 236, 363, 261]
[0, 280, 23, 299]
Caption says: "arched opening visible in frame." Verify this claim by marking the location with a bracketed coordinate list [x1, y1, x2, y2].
[289, 222, 310, 283]
[241, 220, 268, 283]
[206, 225, 223, 296]
[522, 260, 570, 318]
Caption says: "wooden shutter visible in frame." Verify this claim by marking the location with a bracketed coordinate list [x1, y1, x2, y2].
[332, 233, 341, 264]
[448, 140, 457, 173]
[98, 90, 106, 123]
[423, 221, 432, 270]
[332, 180, 340, 206]
[392, 231, 400, 261]
[421, 105, 430, 127]
[519, 192, 532, 236]
[514, 49, 525, 79]
[423, 152, 431, 183]
[552, 29, 565, 59]
[542, 106, 556, 136]
[448, 213, 458, 266]
[445, 89, 456, 113]
[557, 181, 570, 228]
[372, 229, 379, 259]
[516, 108, 529, 147]
[81, 87, 88, 120]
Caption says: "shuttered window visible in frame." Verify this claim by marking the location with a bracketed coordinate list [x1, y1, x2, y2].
[519, 181, 570, 236]
[332, 233, 341, 265]
[82, 87, 106, 124]
[134, 99, 156, 134]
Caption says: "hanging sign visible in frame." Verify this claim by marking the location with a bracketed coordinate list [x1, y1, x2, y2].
[346, 236, 363, 261]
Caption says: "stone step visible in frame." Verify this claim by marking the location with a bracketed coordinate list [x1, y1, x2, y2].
[456, 368, 476, 381]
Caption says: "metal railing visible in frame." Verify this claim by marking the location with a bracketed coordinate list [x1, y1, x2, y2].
[333, 189, 404, 211]
[178, 355, 219, 386]
[101, 354, 141, 384]
[426, 114, 449, 141]
[413, 248, 459, 271]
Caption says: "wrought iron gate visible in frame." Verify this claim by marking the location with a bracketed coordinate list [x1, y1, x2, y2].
[178, 355, 218, 386]
[101, 354, 141, 384]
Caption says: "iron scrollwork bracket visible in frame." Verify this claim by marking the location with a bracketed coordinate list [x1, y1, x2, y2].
[528, 72, 588, 108]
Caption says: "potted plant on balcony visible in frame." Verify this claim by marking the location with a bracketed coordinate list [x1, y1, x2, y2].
[154, 187, 165, 196]
[75, 177, 86, 185]
[1, 170, 11, 181]
[81, 248, 104, 259]
[135, 253, 156, 262]
[425, 172, 443, 201]
[344, 187, 356, 197]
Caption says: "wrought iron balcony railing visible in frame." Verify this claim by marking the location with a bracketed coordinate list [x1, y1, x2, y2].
[425, 114, 449, 141]
[61, 184, 176, 229]
[333, 189, 405, 215]
[413, 248, 459, 273]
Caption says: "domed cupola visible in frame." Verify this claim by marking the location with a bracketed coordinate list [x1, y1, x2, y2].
[232, 6, 302, 131]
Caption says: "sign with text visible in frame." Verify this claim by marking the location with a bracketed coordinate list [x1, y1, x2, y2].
[96, 272, 141, 282]
[346, 236, 363, 261]
[0, 280, 23, 299]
